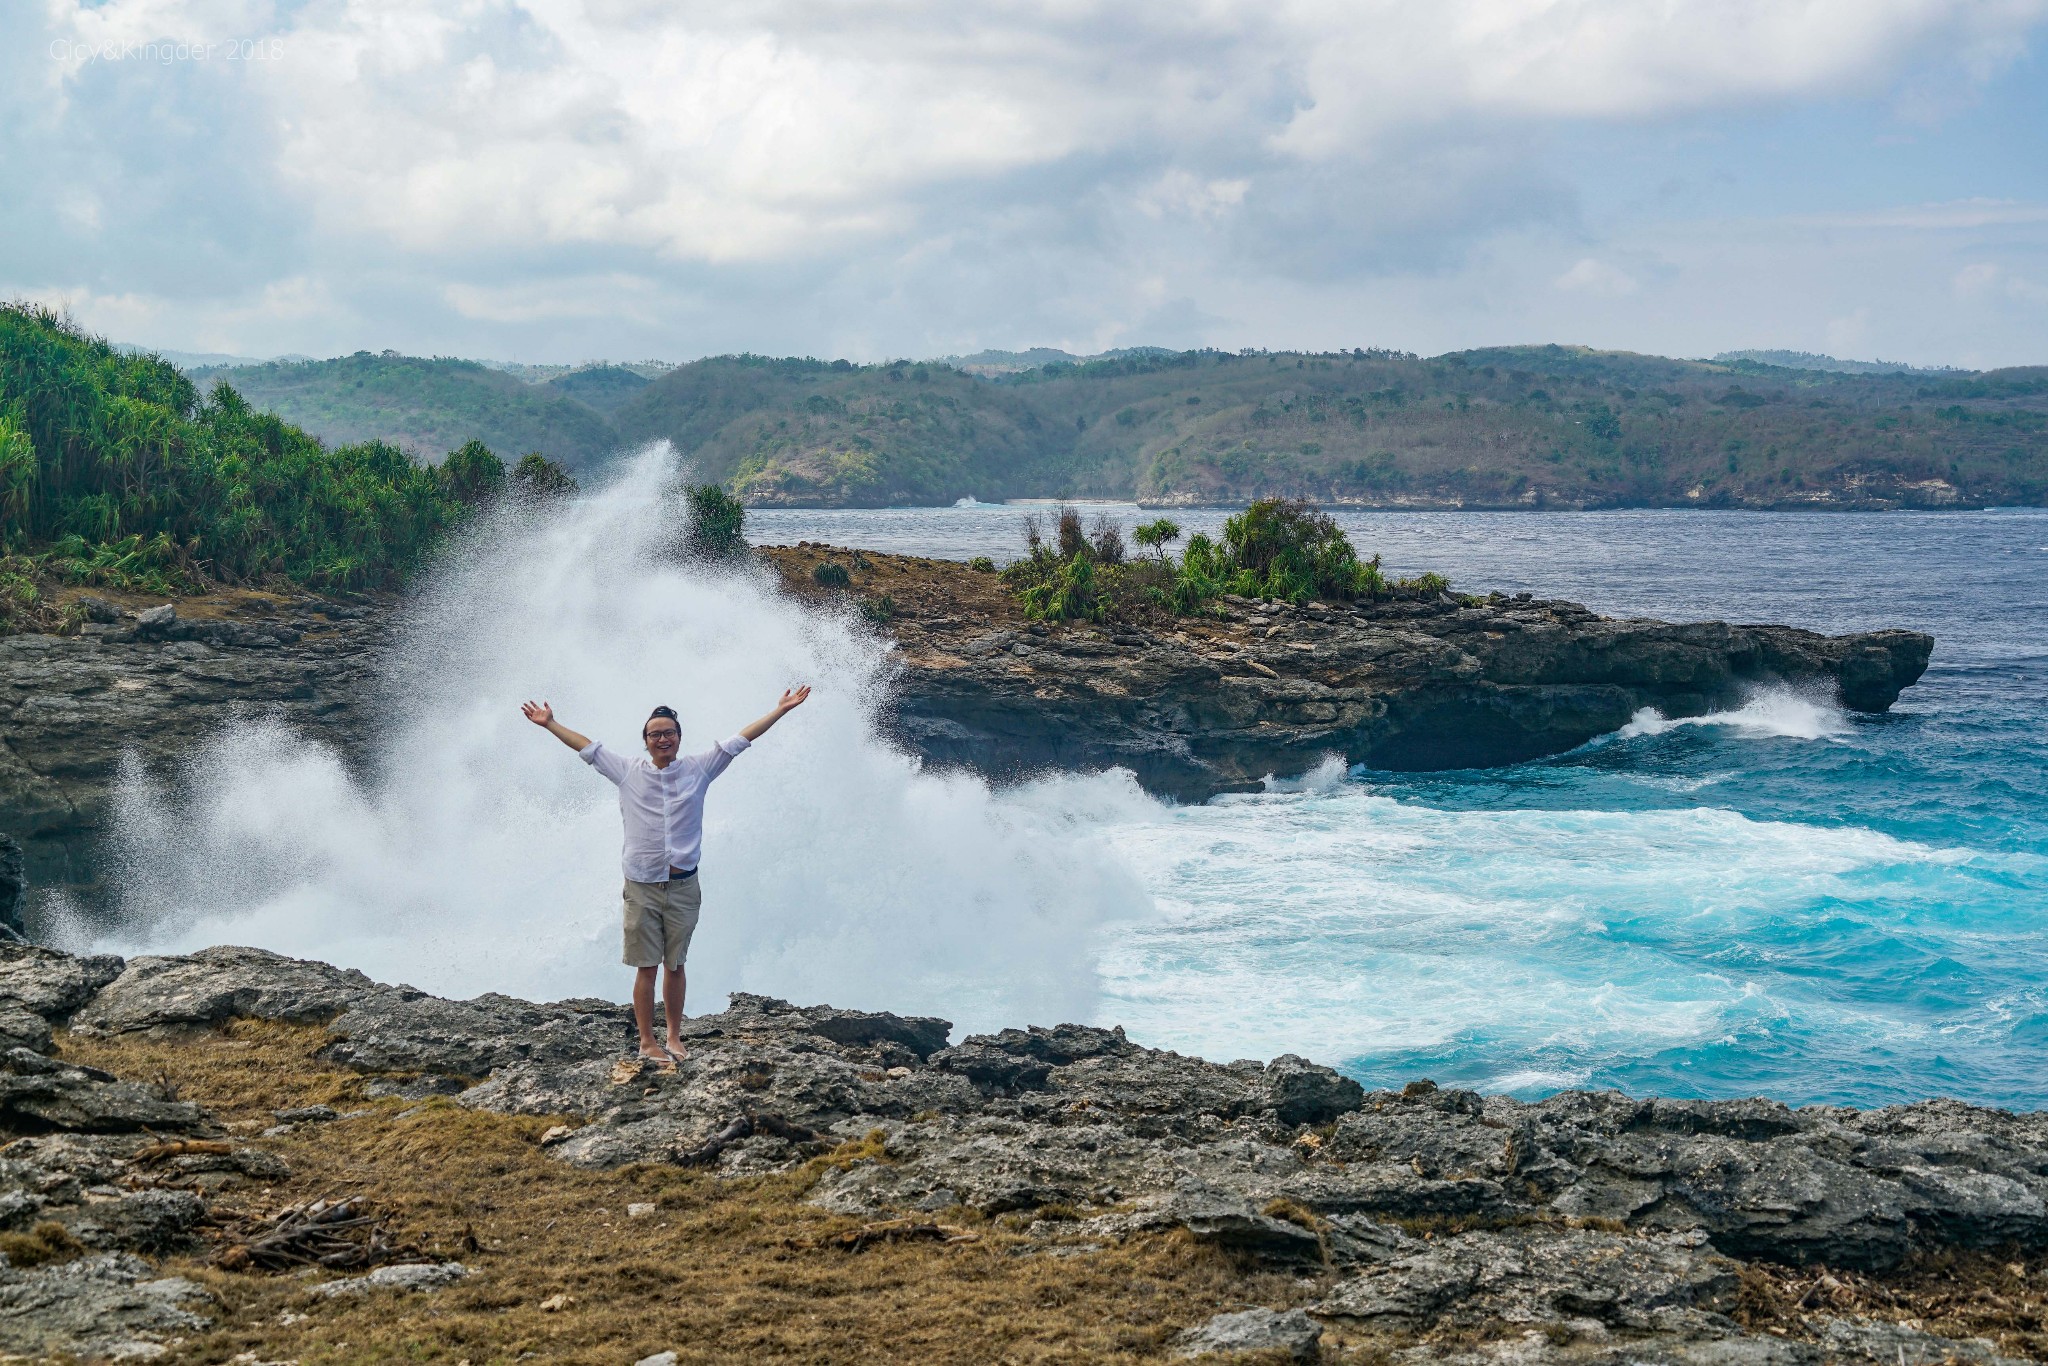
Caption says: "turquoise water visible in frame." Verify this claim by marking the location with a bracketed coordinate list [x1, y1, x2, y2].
[753, 507, 2048, 1109]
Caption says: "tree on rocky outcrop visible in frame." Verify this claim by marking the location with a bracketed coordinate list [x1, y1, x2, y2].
[682, 483, 748, 560]
[439, 439, 507, 506]
[1133, 517, 1181, 562]
[509, 451, 577, 501]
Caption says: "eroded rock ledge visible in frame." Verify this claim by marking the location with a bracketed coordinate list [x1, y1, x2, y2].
[3, 942, 2040, 1363]
[0, 591, 391, 902]
[768, 547, 1934, 801]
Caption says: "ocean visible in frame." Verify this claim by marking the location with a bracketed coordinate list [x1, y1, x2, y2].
[751, 503, 2048, 1109]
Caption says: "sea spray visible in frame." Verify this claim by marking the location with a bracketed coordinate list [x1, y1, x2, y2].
[102, 446, 1153, 1033]
[1616, 687, 1852, 742]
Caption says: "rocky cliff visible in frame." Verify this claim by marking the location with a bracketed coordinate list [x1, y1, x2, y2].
[0, 941, 2040, 1361]
[0, 557, 1933, 906]
[0, 593, 390, 902]
[767, 547, 1933, 801]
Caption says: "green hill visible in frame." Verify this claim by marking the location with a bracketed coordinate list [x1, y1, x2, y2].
[187, 353, 621, 471]
[604, 345, 2048, 509]
[164, 343, 2048, 510]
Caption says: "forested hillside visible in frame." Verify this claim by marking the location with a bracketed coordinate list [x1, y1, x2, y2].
[187, 352, 621, 471]
[611, 347, 2048, 509]
[0, 308, 490, 627]
[186, 345, 2048, 510]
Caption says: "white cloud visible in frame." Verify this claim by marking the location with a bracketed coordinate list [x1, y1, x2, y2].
[1136, 171, 1252, 222]
[443, 274, 668, 325]
[1797, 198, 2048, 230]
[36, 0, 2048, 265]
[1824, 307, 1874, 355]
[9, 0, 2047, 363]
[1955, 262, 2048, 305]
[1554, 257, 1638, 296]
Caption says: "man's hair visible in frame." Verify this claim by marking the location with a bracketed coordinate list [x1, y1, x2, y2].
[643, 705, 680, 737]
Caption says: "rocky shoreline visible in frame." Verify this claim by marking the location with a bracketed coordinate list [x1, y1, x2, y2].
[0, 940, 2041, 1361]
[0, 552, 1933, 907]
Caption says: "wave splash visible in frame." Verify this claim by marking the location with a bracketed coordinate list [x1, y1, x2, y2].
[99, 446, 1153, 1033]
[1617, 688, 1851, 742]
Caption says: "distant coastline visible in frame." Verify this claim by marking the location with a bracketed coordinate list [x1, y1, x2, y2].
[171, 344, 2048, 511]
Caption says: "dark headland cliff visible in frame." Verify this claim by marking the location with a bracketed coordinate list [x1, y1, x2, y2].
[0, 941, 2040, 1361]
[760, 545, 1931, 802]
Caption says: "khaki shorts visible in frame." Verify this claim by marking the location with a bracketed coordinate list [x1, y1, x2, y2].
[622, 875, 703, 969]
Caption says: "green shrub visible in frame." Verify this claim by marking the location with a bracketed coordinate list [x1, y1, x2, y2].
[1218, 498, 1365, 603]
[510, 451, 578, 500]
[683, 483, 748, 559]
[440, 439, 506, 505]
[860, 593, 897, 624]
[1004, 497, 1439, 623]
[1399, 570, 1452, 596]
[812, 560, 851, 588]
[967, 555, 996, 573]
[1133, 518, 1181, 559]
[1015, 553, 1104, 623]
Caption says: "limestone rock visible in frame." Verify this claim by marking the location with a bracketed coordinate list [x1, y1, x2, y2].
[1173, 1306, 1322, 1360]
[77, 945, 382, 1033]
[2, 943, 2042, 1362]
[1313, 1228, 1738, 1332]
[318, 991, 629, 1077]
[721, 992, 953, 1058]
[0, 1006, 50, 1056]
[0, 602, 391, 902]
[0, 1253, 211, 1361]
[1260, 1054, 1366, 1126]
[58, 1189, 209, 1255]
[0, 1048, 208, 1133]
[0, 836, 22, 940]
[309, 1261, 470, 1297]
[0, 942, 126, 1022]
[1144, 1183, 1325, 1264]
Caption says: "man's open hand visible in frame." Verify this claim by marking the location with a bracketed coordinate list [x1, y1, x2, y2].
[777, 685, 812, 713]
[521, 700, 554, 726]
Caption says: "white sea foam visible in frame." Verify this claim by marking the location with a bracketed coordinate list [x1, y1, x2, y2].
[99, 446, 1150, 1034]
[1093, 780, 1968, 1075]
[1617, 688, 1851, 742]
[1260, 755, 1352, 795]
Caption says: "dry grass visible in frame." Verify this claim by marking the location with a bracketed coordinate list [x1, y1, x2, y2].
[758, 544, 1027, 633]
[48, 1023, 2048, 1363]
[54, 1022, 1312, 1365]
[1733, 1252, 2048, 1361]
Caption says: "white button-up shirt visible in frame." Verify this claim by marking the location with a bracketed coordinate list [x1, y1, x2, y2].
[580, 735, 750, 882]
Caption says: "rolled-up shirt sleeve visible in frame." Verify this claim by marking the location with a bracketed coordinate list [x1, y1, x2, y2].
[695, 734, 751, 782]
[578, 740, 632, 786]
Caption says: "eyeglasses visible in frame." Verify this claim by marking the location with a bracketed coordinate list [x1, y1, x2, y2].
[644, 729, 680, 742]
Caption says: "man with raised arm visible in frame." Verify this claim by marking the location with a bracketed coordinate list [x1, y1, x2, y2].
[520, 687, 811, 1062]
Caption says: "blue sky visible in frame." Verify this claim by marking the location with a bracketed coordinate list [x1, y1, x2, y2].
[6, 1, 2046, 368]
